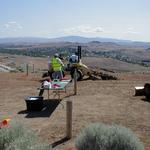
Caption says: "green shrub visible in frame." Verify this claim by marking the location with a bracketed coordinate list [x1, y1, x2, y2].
[0, 120, 52, 150]
[75, 123, 144, 150]
[0, 120, 27, 149]
[6, 136, 52, 150]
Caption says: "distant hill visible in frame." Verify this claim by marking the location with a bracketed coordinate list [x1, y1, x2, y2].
[0, 37, 50, 44]
[52, 36, 150, 48]
[52, 36, 132, 43]
[1, 36, 150, 67]
[0, 36, 150, 48]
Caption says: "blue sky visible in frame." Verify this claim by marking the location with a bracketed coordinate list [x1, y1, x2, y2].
[0, 0, 150, 42]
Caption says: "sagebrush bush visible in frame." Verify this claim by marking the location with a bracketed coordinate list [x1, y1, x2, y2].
[0, 120, 52, 150]
[75, 123, 144, 150]
[6, 136, 52, 150]
[0, 120, 27, 149]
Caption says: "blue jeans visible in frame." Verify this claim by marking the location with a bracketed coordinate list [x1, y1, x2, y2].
[52, 71, 63, 79]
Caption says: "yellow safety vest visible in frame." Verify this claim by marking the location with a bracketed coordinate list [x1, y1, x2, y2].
[51, 57, 62, 71]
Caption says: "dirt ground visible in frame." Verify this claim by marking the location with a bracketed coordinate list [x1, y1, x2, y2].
[0, 54, 150, 150]
[0, 71, 150, 150]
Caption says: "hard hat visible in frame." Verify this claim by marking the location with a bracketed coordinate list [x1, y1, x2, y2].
[54, 53, 59, 57]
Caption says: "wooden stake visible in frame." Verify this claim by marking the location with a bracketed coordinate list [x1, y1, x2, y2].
[26, 64, 29, 76]
[32, 64, 34, 73]
[66, 100, 73, 139]
[74, 68, 77, 95]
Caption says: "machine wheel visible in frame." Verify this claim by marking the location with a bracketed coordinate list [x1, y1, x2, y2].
[70, 69, 83, 81]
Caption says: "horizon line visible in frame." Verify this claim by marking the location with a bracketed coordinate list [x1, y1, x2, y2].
[0, 35, 149, 43]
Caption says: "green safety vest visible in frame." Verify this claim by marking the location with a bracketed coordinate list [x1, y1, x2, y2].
[51, 57, 62, 71]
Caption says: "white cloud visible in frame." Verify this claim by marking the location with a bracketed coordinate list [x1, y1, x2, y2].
[0, 21, 23, 32]
[63, 25, 104, 35]
[124, 27, 140, 35]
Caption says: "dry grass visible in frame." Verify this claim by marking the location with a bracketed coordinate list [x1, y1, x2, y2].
[0, 54, 150, 150]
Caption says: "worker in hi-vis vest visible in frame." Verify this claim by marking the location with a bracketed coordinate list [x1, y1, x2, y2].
[38, 53, 64, 97]
[51, 53, 64, 80]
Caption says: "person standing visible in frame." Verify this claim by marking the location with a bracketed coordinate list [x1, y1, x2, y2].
[39, 53, 64, 96]
[51, 53, 64, 80]
[69, 52, 78, 63]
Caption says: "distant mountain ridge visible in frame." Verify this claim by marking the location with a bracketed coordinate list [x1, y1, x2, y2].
[0, 36, 150, 47]
[1, 36, 150, 67]
[0, 37, 50, 44]
[52, 36, 132, 43]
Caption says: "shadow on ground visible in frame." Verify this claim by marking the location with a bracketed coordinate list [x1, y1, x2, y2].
[141, 98, 150, 103]
[18, 99, 60, 118]
[51, 137, 70, 148]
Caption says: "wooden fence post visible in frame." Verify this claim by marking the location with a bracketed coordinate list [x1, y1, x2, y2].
[66, 100, 73, 139]
[74, 68, 77, 95]
[26, 64, 29, 76]
[32, 64, 34, 73]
